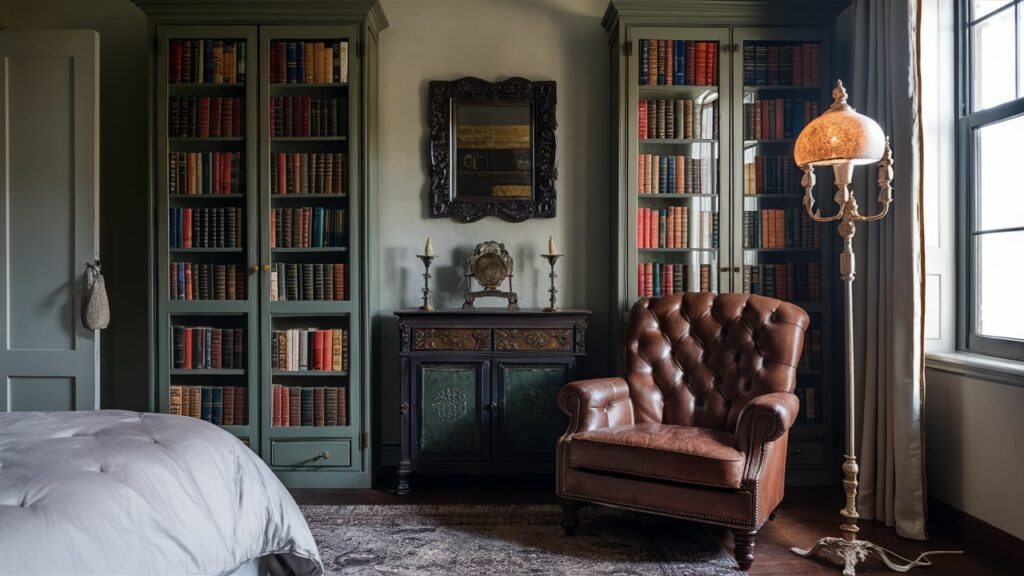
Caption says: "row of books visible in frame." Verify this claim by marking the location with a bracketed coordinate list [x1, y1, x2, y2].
[269, 40, 349, 84]
[801, 329, 823, 370]
[169, 96, 245, 138]
[169, 208, 243, 249]
[743, 98, 820, 140]
[638, 262, 717, 297]
[269, 263, 347, 302]
[169, 263, 247, 301]
[743, 262, 822, 301]
[169, 152, 243, 196]
[168, 39, 246, 85]
[170, 385, 249, 426]
[638, 208, 716, 249]
[638, 97, 719, 140]
[272, 385, 347, 427]
[743, 42, 821, 87]
[271, 208, 346, 248]
[272, 328, 349, 372]
[742, 209, 820, 249]
[638, 154, 716, 195]
[795, 386, 820, 424]
[171, 326, 245, 370]
[270, 96, 346, 138]
[638, 39, 718, 86]
[743, 155, 803, 195]
[272, 152, 347, 195]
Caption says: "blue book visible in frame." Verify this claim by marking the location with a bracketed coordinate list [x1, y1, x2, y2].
[204, 328, 212, 368]
[313, 208, 323, 247]
[675, 40, 685, 85]
[201, 386, 212, 421]
[286, 42, 298, 83]
[177, 263, 185, 299]
[667, 156, 676, 194]
[659, 155, 668, 193]
[211, 386, 223, 425]
[170, 209, 178, 247]
[639, 39, 648, 85]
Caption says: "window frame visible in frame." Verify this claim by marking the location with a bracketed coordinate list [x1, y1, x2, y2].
[956, 0, 1024, 360]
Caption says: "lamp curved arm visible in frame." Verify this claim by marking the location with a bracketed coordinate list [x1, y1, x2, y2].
[800, 165, 844, 223]
[853, 139, 894, 222]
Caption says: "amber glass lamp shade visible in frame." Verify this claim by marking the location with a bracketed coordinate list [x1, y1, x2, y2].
[794, 80, 886, 167]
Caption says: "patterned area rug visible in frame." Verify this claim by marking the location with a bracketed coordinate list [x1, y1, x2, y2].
[301, 504, 742, 576]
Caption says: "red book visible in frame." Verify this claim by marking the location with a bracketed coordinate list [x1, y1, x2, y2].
[793, 45, 803, 87]
[337, 387, 347, 427]
[649, 208, 658, 249]
[694, 43, 706, 86]
[280, 386, 288, 427]
[221, 97, 233, 138]
[234, 386, 246, 425]
[313, 387, 325, 427]
[232, 97, 243, 137]
[312, 330, 324, 370]
[272, 385, 282, 427]
[198, 96, 211, 137]
[638, 101, 647, 140]
[183, 209, 192, 247]
[322, 330, 333, 372]
[301, 96, 311, 137]
[775, 98, 784, 139]
[269, 42, 277, 83]
[184, 328, 193, 368]
[685, 41, 696, 85]
[223, 386, 235, 426]
[210, 97, 222, 138]
[170, 40, 182, 83]
[707, 42, 717, 85]
[184, 264, 193, 300]
[760, 100, 770, 141]
[664, 40, 674, 86]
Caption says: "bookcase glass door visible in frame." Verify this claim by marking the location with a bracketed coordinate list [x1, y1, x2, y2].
[258, 26, 362, 473]
[157, 26, 260, 448]
[628, 29, 731, 304]
[733, 28, 836, 481]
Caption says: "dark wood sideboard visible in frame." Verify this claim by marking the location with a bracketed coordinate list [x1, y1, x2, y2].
[395, 308, 590, 494]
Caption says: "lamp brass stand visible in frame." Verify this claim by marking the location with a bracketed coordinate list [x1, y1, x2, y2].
[790, 81, 959, 576]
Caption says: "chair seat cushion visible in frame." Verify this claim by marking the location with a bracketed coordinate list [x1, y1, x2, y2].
[570, 423, 745, 489]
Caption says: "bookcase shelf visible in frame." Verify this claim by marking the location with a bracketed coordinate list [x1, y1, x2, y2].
[170, 368, 245, 376]
[272, 370, 349, 377]
[606, 8, 844, 486]
[143, 3, 386, 489]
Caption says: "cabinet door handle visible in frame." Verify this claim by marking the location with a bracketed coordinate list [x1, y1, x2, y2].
[250, 264, 260, 274]
[399, 401, 409, 415]
[263, 263, 272, 271]
[487, 402, 498, 412]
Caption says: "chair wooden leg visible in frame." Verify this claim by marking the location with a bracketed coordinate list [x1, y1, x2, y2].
[732, 529, 757, 571]
[560, 500, 579, 536]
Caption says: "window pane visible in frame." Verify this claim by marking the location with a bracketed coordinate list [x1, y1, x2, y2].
[972, 9, 1016, 111]
[976, 230, 1024, 340]
[973, 0, 1013, 21]
[976, 115, 1024, 231]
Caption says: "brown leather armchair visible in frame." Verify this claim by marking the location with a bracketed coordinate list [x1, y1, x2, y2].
[556, 292, 808, 571]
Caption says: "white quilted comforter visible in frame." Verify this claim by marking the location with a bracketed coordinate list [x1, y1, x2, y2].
[0, 410, 323, 575]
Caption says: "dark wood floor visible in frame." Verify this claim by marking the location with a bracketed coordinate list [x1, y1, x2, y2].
[292, 475, 1016, 575]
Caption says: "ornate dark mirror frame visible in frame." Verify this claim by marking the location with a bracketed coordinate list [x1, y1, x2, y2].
[429, 77, 557, 222]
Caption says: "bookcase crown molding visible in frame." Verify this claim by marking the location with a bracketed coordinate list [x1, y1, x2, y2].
[603, 0, 851, 32]
[132, 0, 389, 36]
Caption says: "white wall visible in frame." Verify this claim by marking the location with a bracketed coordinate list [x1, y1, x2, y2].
[926, 369, 1024, 539]
[376, 0, 612, 456]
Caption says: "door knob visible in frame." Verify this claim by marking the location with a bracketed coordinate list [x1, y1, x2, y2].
[487, 402, 498, 412]
[263, 264, 271, 271]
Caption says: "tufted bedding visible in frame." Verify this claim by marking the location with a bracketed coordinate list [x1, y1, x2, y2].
[0, 410, 323, 576]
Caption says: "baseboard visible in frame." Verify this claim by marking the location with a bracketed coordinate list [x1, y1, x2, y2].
[378, 441, 399, 468]
[928, 497, 1024, 567]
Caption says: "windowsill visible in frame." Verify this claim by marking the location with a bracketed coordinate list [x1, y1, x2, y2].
[925, 351, 1024, 388]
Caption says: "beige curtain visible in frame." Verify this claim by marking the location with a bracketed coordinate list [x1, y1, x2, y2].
[849, 0, 928, 541]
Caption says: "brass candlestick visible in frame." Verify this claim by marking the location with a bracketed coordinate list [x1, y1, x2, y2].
[541, 253, 562, 312]
[416, 254, 435, 311]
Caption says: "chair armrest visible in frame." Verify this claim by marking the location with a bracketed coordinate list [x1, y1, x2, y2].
[558, 377, 635, 435]
[735, 392, 800, 455]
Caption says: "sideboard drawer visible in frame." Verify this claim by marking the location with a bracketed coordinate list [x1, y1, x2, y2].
[413, 328, 491, 351]
[494, 328, 573, 351]
[271, 439, 352, 468]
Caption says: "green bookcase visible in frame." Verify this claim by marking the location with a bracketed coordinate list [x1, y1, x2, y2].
[604, 0, 849, 486]
[137, 0, 387, 488]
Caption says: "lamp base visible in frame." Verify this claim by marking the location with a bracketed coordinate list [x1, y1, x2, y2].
[791, 536, 961, 576]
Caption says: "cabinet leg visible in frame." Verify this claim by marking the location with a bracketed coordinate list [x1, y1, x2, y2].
[561, 499, 579, 536]
[732, 529, 757, 571]
[396, 462, 411, 496]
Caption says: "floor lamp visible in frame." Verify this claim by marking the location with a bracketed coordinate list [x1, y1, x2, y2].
[788, 81, 954, 575]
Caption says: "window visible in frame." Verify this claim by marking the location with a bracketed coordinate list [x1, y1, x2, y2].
[958, 0, 1024, 359]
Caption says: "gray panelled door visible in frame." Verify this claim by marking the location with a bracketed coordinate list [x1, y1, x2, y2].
[0, 31, 100, 411]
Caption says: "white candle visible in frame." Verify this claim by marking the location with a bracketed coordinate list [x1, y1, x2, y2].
[548, 236, 558, 256]
[424, 237, 434, 257]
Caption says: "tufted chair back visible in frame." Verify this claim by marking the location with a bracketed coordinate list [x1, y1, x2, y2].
[625, 292, 809, 433]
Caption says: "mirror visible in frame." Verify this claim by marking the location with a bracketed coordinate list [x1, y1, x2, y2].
[429, 77, 557, 222]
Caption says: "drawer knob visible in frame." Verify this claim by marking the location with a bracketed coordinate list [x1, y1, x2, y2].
[488, 402, 498, 412]
[318, 451, 330, 460]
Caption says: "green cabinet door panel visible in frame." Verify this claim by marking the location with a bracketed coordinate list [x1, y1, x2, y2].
[419, 364, 483, 455]
[500, 364, 567, 455]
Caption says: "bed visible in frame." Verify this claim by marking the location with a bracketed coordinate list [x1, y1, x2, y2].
[0, 410, 323, 576]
